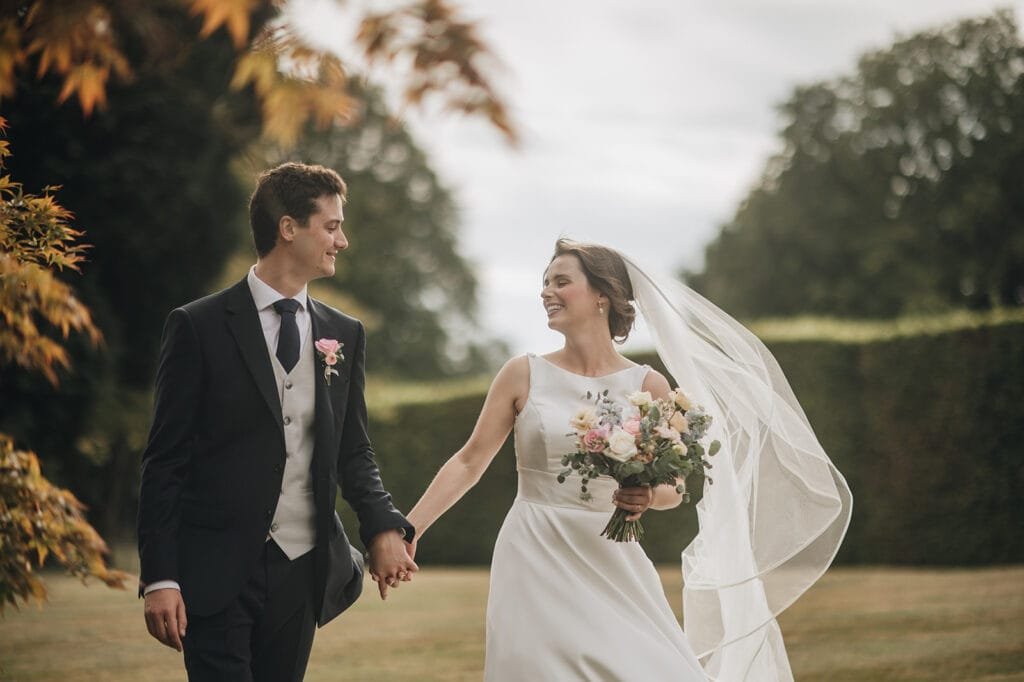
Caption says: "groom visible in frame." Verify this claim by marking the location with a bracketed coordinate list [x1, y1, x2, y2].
[137, 162, 417, 681]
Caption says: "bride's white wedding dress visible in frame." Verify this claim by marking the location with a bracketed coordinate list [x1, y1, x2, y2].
[484, 353, 706, 681]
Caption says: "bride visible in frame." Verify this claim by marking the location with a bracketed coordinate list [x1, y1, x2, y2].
[405, 239, 851, 681]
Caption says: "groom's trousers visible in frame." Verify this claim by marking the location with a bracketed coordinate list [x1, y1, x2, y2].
[182, 539, 317, 682]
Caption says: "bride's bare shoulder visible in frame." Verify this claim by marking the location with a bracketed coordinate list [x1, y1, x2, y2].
[489, 355, 531, 410]
[641, 367, 672, 399]
[487, 354, 529, 385]
[497, 354, 530, 385]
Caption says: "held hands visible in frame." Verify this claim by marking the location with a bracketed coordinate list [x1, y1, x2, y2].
[367, 528, 418, 600]
[612, 486, 655, 521]
[144, 588, 187, 652]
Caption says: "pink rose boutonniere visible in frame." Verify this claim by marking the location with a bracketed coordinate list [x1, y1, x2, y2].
[314, 338, 345, 385]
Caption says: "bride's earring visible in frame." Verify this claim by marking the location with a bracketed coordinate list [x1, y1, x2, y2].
[598, 302, 605, 315]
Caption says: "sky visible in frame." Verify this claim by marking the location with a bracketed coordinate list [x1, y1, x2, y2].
[292, 0, 1024, 356]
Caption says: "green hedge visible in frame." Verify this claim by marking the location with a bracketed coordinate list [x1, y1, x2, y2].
[763, 322, 1024, 565]
[347, 319, 1024, 566]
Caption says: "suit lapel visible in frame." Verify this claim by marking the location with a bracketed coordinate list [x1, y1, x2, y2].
[225, 279, 283, 431]
[310, 298, 340, 471]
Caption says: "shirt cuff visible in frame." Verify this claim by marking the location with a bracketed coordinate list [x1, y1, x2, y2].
[143, 580, 181, 595]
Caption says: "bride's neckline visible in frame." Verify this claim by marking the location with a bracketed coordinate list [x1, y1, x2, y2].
[534, 353, 640, 379]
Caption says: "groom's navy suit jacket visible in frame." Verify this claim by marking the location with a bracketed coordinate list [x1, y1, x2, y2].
[137, 277, 412, 626]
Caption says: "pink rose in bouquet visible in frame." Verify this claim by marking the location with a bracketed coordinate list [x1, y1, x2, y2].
[582, 427, 608, 453]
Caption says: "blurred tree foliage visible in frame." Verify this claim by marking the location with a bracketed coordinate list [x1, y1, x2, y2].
[0, 0, 514, 536]
[0, 0, 515, 144]
[0, 435, 129, 612]
[690, 11, 1024, 318]
[0, 120, 127, 609]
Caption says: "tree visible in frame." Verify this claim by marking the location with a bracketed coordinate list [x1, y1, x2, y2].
[0, 0, 515, 146]
[690, 11, 1024, 318]
[0, 118, 127, 611]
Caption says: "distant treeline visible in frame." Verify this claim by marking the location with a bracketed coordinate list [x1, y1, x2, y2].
[352, 314, 1024, 566]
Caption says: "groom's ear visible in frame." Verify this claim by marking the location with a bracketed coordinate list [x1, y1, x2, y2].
[278, 215, 298, 244]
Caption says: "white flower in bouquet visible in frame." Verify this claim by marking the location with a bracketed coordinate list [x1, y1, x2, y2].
[606, 427, 638, 461]
[627, 390, 653, 407]
[654, 425, 682, 443]
[670, 390, 693, 411]
[569, 407, 598, 434]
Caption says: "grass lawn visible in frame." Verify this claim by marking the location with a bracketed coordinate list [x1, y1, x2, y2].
[0, 566, 1021, 681]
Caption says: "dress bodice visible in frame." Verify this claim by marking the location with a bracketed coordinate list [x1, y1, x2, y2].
[513, 353, 650, 512]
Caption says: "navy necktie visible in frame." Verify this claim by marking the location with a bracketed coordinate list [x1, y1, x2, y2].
[273, 298, 301, 373]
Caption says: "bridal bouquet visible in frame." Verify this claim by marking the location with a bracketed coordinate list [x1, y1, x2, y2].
[559, 388, 720, 542]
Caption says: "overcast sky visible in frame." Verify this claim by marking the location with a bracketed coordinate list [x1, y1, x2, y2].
[293, 0, 1024, 356]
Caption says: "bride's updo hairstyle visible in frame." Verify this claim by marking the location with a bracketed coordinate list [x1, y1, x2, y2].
[551, 239, 636, 343]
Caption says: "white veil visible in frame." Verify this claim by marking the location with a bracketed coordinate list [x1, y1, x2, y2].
[620, 253, 852, 681]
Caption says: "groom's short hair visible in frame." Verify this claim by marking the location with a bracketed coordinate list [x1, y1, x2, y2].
[249, 162, 348, 257]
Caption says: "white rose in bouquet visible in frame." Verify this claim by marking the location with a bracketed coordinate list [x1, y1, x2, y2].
[606, 427, 638, 461]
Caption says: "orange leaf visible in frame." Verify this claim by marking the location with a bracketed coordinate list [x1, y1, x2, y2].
[0, 18, 25, 99]
[55, 63, 109, 115]
[189, 0, 261, 49]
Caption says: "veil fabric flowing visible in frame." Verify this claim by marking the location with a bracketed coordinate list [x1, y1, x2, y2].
[620, 253, 852, 682]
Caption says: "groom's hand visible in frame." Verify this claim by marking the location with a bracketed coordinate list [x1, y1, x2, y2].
[144, 588, 187, 652]
[367, 529, 418, 600]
